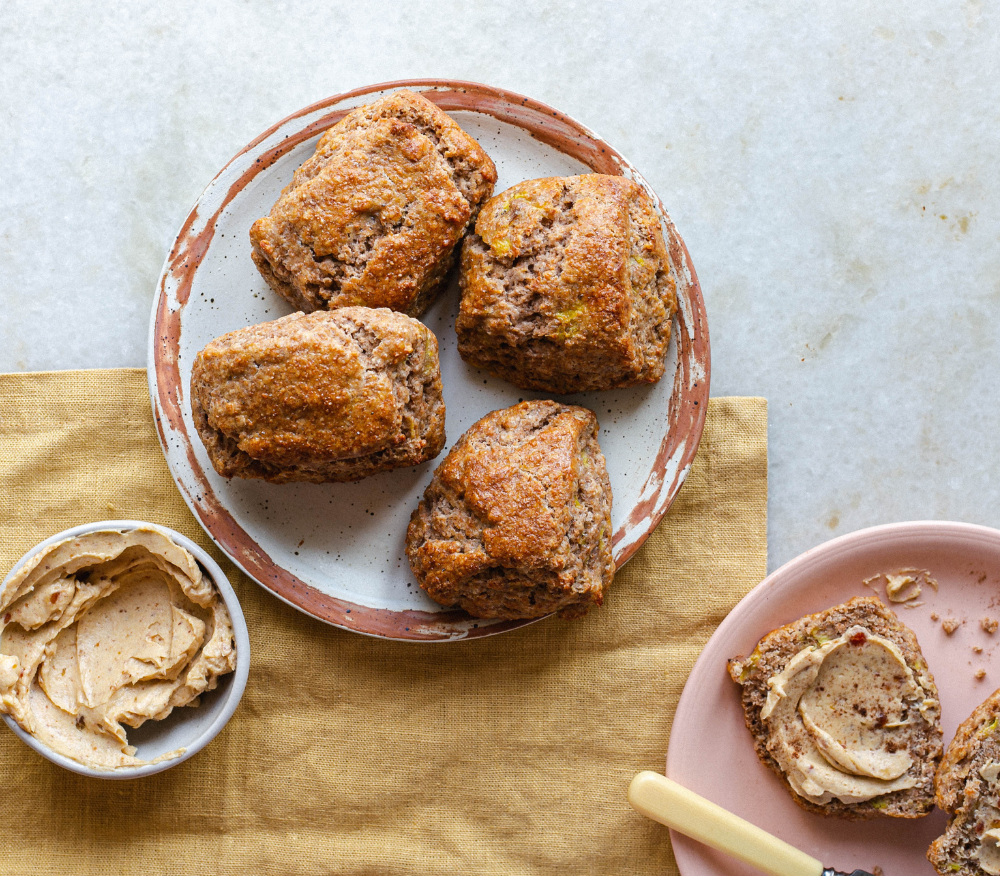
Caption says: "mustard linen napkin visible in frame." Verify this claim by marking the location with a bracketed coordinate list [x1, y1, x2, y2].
[0, 369, 767, 876]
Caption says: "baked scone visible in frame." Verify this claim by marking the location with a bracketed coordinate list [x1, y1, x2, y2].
[728, 596, 942, 820]
[928, 689, 1000, 874]
[456, 174, 677, 394]
[250, 90, 497, 317]
[405, 400, 613, 619]
[190, 308, 445, 483]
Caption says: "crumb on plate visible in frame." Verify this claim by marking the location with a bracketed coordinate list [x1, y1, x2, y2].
[865, 569, 938, 604]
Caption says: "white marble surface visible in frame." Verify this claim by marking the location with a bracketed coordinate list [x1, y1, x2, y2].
[1, 0, 998, 572]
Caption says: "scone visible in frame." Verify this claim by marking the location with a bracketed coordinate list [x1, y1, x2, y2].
[190, 308, 445, 483]
[250, 90, 497, 317]
[405, 400, 613, 619]
[727, 596, 942, 820]
[928, 689, 1000, 874]
[456, 174, 677, 393]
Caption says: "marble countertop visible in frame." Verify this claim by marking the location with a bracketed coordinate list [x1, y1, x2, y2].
[1, 1, 997, 572]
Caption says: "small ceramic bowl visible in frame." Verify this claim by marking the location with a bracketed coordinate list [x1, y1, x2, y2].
[0, 520, 251, 779]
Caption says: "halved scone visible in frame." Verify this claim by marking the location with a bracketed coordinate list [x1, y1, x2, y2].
[728, 596, 942, 819]
[928, 689, 1000, 874]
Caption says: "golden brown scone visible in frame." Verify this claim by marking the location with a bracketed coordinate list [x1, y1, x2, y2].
[405, 400, 613, 620]
[728, 597, 942, 820]
[250, 90, 497, 316]
[457, 174, 677, 393]
[190, 308, 445, 483]
[928, 689, 1000, 874]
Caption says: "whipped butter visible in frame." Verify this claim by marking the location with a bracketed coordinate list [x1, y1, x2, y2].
[0, 529, 235, 769]
[761, 625, 937, 805]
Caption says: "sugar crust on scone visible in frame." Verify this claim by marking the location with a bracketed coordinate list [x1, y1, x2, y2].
[405, 400, 613, 619]
[250, 90, 497, 317]
[190, 308, 445, 483]
[457, 174, 677, 394]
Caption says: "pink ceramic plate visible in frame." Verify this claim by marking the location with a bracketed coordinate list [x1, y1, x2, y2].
[668, 521, 1000, 876]
[148, 79, 710, 641]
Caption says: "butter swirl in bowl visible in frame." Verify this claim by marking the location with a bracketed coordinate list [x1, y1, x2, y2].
[0, 521, 250, 778]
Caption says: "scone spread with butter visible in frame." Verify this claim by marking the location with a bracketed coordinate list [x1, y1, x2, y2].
[0, 529, 235, 769]
[250, 89, 497, 317]
[457, 174, 677, 394]
[405, 400, 613, 620]
[191, 308, 445, 483]
[728, 596, 942, 819]
[928, 689, 1000, 874]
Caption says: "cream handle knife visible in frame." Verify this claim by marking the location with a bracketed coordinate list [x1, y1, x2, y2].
[628, 772, 872, 876]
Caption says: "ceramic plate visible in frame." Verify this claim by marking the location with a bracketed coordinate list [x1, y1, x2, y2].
[667, 521, 1000, 875]
[148, 79, 709, 641]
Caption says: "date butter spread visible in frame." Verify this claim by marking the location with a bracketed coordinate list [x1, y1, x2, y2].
[0, 529, 236, 769]
[761, 625, 937, 805]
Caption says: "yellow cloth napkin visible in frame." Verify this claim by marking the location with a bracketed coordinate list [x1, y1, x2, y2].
[0, 369, 766, 876]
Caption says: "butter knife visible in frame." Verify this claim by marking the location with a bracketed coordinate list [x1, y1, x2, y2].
[628, 771, 877, 876]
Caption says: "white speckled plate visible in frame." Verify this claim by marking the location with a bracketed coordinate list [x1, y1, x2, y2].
[148, 79, 709, 641]
[668, 521, 1000, 876]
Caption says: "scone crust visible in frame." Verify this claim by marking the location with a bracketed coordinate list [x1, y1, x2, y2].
[250, 90, 497, 316]
[457, 174, 677, 393]
[727, 596, 943, 820]
[190, 308, 445, 483]
[405, 400, 614, 619]
[927, 689, 1000, 874]
[936, 688, 1000, 812]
